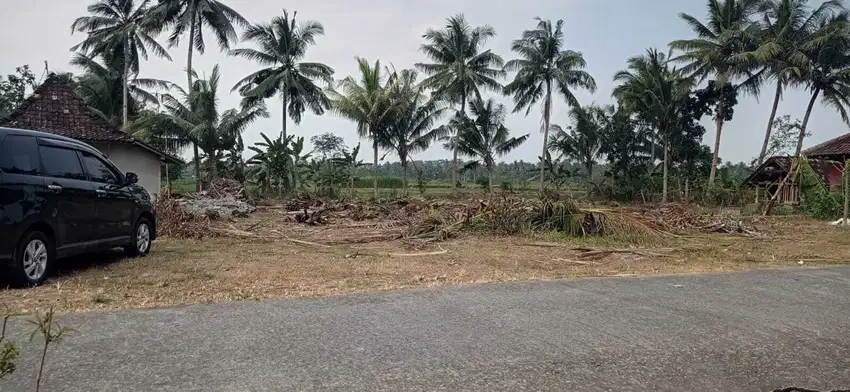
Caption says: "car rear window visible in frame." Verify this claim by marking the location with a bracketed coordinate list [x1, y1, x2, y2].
[0, 135, 41, 175]
[39, 146, 87, 180]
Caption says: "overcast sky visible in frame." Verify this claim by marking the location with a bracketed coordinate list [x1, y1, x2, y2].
[1, 0, 847, 164]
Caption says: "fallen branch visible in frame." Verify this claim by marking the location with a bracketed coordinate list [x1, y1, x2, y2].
[390, 246, 448, 257]
[284, 237, 332, 248]
[211, 227, 255, 237]
[575, 248, 674, 260]
[552, 258, 592, 265]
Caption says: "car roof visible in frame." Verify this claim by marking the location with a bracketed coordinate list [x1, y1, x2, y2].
[0, 126, 103, 155]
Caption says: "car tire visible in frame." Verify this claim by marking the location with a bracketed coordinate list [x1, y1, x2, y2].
[125, 218, 152, 257]
[10, 230, 53, 287]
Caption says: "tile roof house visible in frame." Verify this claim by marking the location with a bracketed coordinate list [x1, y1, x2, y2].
[743, 132, 850, 204]
[0, 73, 180, 199]
[803, 133, 850, 160]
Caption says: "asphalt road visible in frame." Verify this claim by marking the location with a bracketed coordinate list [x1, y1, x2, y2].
[3, 268, 850, 392]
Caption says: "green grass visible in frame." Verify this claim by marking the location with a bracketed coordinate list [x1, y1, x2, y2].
[167, 178, 197, 196]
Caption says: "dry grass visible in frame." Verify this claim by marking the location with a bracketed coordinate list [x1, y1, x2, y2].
[2, 211, 849, 314]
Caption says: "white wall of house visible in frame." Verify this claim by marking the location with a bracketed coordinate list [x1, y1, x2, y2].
[90, 142, 162, 199]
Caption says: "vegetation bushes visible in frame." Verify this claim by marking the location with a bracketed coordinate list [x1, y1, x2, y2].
[799, 158, 843, 220]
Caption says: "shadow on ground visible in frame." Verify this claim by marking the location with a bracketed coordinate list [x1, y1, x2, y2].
[0, 249, 128, 290]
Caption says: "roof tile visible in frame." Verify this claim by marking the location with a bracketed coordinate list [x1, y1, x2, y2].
[0, 74, 131, 142]
[803, 133, 850, 157]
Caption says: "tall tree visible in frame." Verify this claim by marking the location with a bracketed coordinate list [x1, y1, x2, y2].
[153, 0, 247, 190]
[614, 49, 692, 202]
[415, 14, 505, 196]
[380, 69, 449, 194]
[0, 65, 36, 118]
[71, 0, 172, 126]
[669, 0, 763, 186]
[456, 98, 529, 193]
[328, 58, 397, 199]
[71, 53, 172, 125]
[230, 10, 334, 140]
[744, 0, 843, 165]
[794, 13, 850, 156]
[145, 65, 268, 180]
[310, 133, 347, 159]
[549, 105, 605, 179]
[504, 18, 597, 192]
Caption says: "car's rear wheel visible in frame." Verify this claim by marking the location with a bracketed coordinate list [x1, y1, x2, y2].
[11, 231, 53, 287]
[124, 218, 152, 257]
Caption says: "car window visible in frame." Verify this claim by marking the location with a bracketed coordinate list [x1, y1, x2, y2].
[39, 146, 87, 180]
[80, 151, 119, 185]
[0, 135, 41, 175]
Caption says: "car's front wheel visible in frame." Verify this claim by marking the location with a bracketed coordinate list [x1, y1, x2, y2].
[11, 231, 53, 287]
[125, 218, 152, 257]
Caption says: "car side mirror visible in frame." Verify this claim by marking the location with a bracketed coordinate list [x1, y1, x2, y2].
[125, 172, 139, 185]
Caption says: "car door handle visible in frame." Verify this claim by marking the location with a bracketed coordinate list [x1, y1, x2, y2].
[47, 185, 62, 193]
[96, 189, 107, 196]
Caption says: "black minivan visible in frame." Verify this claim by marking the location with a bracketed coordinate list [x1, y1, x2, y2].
[0, 127, 156, 286]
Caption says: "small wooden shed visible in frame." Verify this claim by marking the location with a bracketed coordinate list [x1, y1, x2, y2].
[743, 156, 843, 204]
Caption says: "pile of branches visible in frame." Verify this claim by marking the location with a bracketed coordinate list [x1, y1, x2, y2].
[202, 178, 249, 200]
[627, 203, 760, 236]
[154, 190, 218, 239]
[478, 196, 667, 244]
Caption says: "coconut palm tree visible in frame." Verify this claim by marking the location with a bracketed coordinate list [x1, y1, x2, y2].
[455, 98, 529, 193]
[71, 53, 172, 126]
[549, 104, 605, 180]
[153, 0, 246, 191]
[504, 18, 597, 192]
[154, 65, 269, 181]
[328, 57, 397, 199]
[744, 0, 844, 165]
[154, 0, 246, 91]
[794, 12, 850, 156]
[71, 0, 172, 126]
[379, 69, 450, 194]
[669, 0, 763, 186]
[415, 14, 505, 195]
[230, 10, 334, 140]
[613, 49, 692, 203]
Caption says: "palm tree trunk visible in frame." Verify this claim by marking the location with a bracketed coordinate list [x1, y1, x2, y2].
[708, 91, 726, 186]
[487, 165, 493, 194]
[758, 82, 782, 166]
[452, 96, 466, 197]
[539, 82, 552, 193]
[186, 17, 196, 92]
[402, 160, 409, 196]
[795, 88, 820, 157]
[662, 134, 669, 203]
[208, 150, 218, 179]
[372, 137, 379, 199]
[282, 95, 288, 140]
[122, 34, 130, 127]
[187, 14, 198, 192]
[192, 143, 201, 192]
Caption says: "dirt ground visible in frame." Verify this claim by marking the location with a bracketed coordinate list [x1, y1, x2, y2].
[2, 208, 850, 314]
